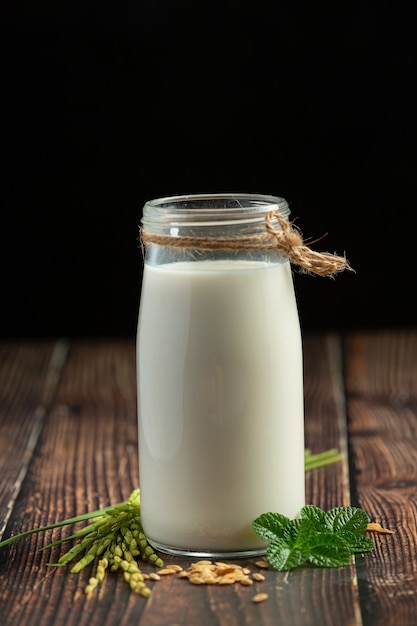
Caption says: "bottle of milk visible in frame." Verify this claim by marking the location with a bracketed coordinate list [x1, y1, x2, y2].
[137, 194, 305, 557]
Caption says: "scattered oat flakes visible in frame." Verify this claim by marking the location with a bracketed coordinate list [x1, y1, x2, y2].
[252, 592, 268, 603]
[149, 559, 269, 592]
[218, 577, 235, 585]
[189, 575, 205, 585]
[177, 560, 254, 586]
[166, 564, 183, 572]
[366, 522, 394, 534]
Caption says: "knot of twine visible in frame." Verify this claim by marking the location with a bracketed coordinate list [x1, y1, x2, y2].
[141, 210, 351, 276]
[265, 211, 351, 276]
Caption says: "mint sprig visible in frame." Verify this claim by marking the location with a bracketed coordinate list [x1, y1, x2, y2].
[252, 505, 374, 571]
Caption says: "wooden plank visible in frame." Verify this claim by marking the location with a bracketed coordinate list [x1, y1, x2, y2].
[345, 330, 417, 626]
[304, 334, 351, 509]
[0, 340, 142, 626]
[0, 341, 67, 541]
[302, 333, 361, 625]
[1, 336, 362, 626]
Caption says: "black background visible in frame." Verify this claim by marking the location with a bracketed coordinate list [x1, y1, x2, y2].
[1, 1, 416, 338]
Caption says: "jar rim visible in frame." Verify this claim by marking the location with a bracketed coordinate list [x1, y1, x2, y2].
[142, 193, 290, 224]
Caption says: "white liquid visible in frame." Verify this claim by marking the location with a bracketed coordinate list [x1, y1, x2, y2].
[137, 259, 305, 554]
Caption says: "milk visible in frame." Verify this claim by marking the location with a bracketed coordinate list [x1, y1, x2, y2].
[137, 258, 305, 555]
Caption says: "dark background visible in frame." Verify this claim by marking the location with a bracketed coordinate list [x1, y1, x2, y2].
[1, 1, 416, 338]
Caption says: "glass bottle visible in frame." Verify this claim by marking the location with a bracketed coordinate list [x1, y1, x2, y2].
[137, 193, 305, 557]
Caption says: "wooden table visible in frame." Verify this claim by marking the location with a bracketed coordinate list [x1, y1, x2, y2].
[1, 331, 417, 626]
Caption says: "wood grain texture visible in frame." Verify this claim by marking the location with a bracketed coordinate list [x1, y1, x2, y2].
[345, 330, 417, 626]
[304, 333, 351, 509]
[0, 340, 142, 626]
[0, 342, 67, 541]
[302, 333, 361, 626]
[3, 333, 405, 625]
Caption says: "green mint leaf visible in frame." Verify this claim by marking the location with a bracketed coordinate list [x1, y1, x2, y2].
[281, 518, 304, 542]
[264, 519, 317, 571]
[324, 507, 369, 535]
[282, 519, 317, 549]
[252, 512, 290, 542]
[344, 533, 374, 554]
[334, 530, 361, 552]
[308, 533, 352, 567]
[253, 505, 376, 572]
[266, 537, 307, 571]
[300, 505, 326, 527]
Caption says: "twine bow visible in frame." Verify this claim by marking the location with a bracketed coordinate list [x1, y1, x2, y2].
[265, 210, 351, 276]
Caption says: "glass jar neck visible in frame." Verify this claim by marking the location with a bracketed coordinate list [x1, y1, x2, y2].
[141, 194, 291, 266]
[141, 193, 290, 238]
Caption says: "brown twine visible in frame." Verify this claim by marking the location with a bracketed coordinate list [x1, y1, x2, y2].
[140, 209, 351, 276]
